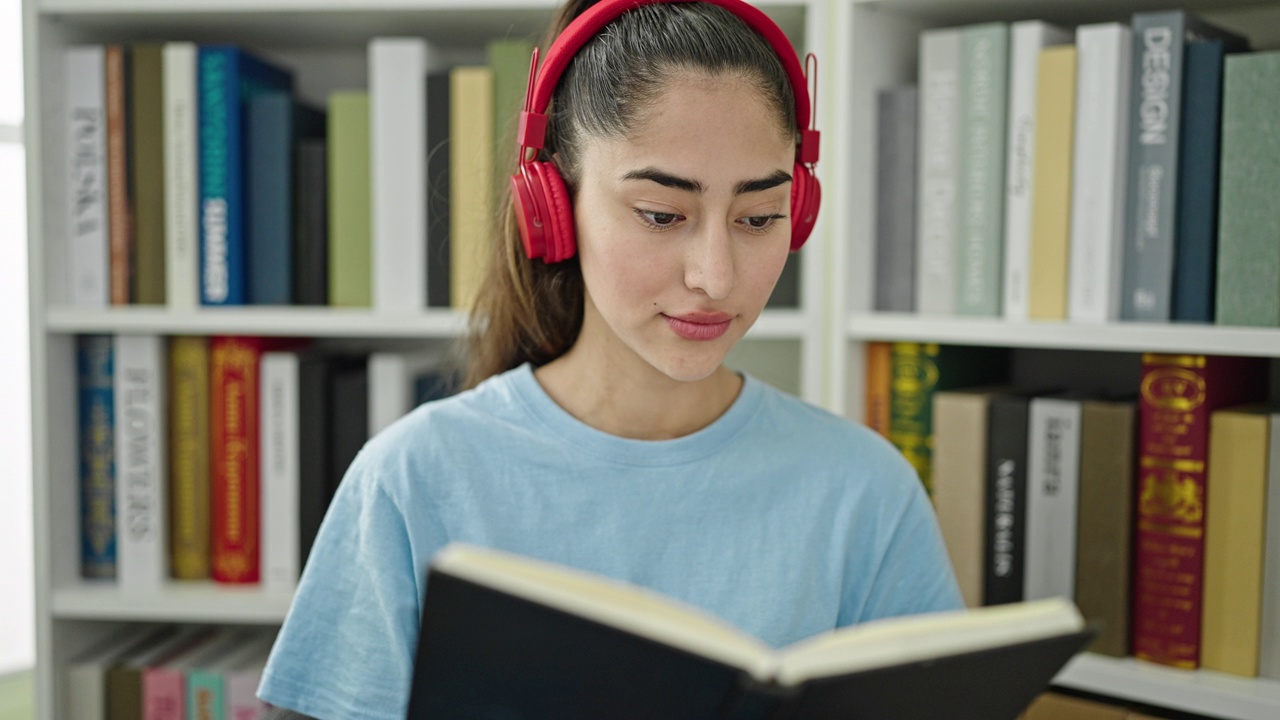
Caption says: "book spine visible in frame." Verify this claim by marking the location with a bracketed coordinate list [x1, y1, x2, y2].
[297, 354, 332, 567]
[211, 336, 262, 584]
[168, 335, 210, 580]
[260, 352, 300, 592]
[66, 46, 111, 308]
[449, 67, 494, 310]
[69, 660, 109, 720]
[932, 391, 994, 607]
[78, 334, 116, 580]
[985, 395, 1030, 605]
[224, 668, 267, 720]
[371, 38, 431, 313]
[1027, 46, 1077, 320]
[1024, 397, 1082, 601]
[956, 23, 1009, 317]
[329, 357, 369, 497]
[113, 334, 167, 590]
[199, 47, 237, 305]
[141, 667, 184, 720]
[105, 45, 133, 305]
[1068, 24, 1132, 324]
[1075, 400, 1137, 657]
[131, 43, 166, 305]
[863, 341, 892, 437]
[1215, 51, 1280, 327]
[163, 42, 200, 311]
[186, 669, 225, 720]
[874, 87, 918, 313]
[1122, 12, 1188, 321]
[1201, 407, 1269, 677]
[1262, 412, 1280, 680]
[293, 139, 328, 305]
[1003, 22, 1072, 321]
[888, 342, 939, 492]
[328, 91, 373, 308]
[915, 29, 960, 316]
[246, 93, 293, 305]
[425, 70, 452, 308]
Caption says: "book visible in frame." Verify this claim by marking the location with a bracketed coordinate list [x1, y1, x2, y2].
[956, 23, 1009, 317]
[985, 393, 1034, 606]
[130, 43, 166, 305]
[1121, 12, 1248, 322]
[874, 86, 918, 313]
[328, 91, 372, 308]
[293, 138, 328, 305]
[65, 45, 111, 308]
[107, 627, 211, 720]
[915, 28, 961, 316]
[371, 37, 440, 313]
[1027, 45, 1077, 321]
[1067, 24, 1132, 324]
[163, 41, 200, 311]
[449, 66, 494, 311]
[1263, 410, 1280, 680]
[210, 336, 263, 584]
[198, 46, 295, 306]
[297, 351, 334, 568]
[168, 335, 210, 581]
[186, 632, 268, 720]
[1024, 396, 1082, 602]
[113, 334, 167, 590]
[488, 38, 536, 191]
[329, 355, 369, 496]
[1132, 354, 1267, 668]
[425, 70, 452, 308]
[105, 44, 132, 306]
[1215, 50, 1280, 327]
[78, 334, 116, 580]
[68, 626, 169, 720]
[1002, 21, 1072, 321]
[863, 341, 892, 437]
[223, 636, 274, 720]
[143, 629, 247, 720]
[1021, 692, 1130, 720]
[407, 543, 1094, 720]
[260, 351, 300, 591]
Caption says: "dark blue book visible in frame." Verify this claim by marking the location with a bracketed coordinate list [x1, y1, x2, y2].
[77, 335, 116, 580]
[1172, 38, 1247, 322]
[198, 46, 294, 306]
[248, 93, 325, 304]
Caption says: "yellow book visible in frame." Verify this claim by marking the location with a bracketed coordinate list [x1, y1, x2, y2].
[450, 66, 495, 311]
[1027, 46, 1076, 320]
[168, 336, 210, 580]
[329, 91, 372, 308]
[1202, 404, 1271, 677]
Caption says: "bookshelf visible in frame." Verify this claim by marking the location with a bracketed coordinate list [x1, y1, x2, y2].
[832, 0, 1280, 718]
[21, 0, 829, 718]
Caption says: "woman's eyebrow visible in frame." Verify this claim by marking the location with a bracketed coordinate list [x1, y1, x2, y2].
[620, 167, 792, 196]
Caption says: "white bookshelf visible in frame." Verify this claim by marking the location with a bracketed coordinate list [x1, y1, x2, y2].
[833, 0, 1280, 718]
[22, 1, 829, 718]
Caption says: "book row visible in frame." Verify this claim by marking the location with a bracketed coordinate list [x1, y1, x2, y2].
[866, 343, 1280, 678]
[874, 10, 1280, 326]
[63, 36, 533, 312]
[65, 624, 276, 720]
[76, 334, 456, 589]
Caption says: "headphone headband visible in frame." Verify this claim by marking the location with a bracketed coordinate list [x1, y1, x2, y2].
[517, 0, 818, 164]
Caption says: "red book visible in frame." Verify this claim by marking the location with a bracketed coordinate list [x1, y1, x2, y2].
[1132, 354, 1266, 668]
[211, 336, 263, 584]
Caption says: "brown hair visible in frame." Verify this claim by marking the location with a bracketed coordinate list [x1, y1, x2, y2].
[462, 0, 797, 389]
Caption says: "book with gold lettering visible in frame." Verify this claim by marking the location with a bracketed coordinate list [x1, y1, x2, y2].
[168, 336, 210, 581]
[1131, 354, 1265, 668]
[211, 336, 263, 584]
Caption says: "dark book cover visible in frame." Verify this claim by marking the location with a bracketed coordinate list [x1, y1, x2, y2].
[984, 393, 1031, 606]
[293, 139, 328, 305]
[297, 351, 332, 568]
[328, 355, 369, 498]
[130, 43, 166, 305]
[426, 70, 452, 308]
[77, 334, 116, 580]
[874, 85, 918, 313]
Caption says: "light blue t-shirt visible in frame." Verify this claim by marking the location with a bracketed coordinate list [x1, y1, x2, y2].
[258, 363, 962, 719]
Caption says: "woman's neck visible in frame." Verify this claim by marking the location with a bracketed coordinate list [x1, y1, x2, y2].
[533, 344, 744, 441]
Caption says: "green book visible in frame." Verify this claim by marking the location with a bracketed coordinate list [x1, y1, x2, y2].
[1216, 51, 1280, 327]
[130, 43, 166, 305]
[328, 91, 372, 308]
[488, 38, 536, 192]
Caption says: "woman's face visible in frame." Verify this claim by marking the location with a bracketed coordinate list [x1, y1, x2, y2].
[571, 73, 795, 384]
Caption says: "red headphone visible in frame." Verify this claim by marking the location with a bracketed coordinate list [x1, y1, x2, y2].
[511, 0, 822, 264]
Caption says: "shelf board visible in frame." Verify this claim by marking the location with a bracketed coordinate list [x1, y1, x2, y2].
[847, 313, 1280, 357]
[1055, 653, 1280, 720]
[52, 582, 293, 624]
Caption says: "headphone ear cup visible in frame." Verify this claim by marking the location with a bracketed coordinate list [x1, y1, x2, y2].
[535, 162, 578, 263]
[789, 162, 821, 251]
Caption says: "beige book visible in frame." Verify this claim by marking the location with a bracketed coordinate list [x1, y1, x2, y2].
[450, 66, 495, 310]
[1027, 46, 1077, 320]
[1021, 692, 1128, 720]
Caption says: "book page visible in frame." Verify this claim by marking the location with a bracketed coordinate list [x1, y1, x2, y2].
[774, 597, 1085, 685]
[432, 544, 775, 678]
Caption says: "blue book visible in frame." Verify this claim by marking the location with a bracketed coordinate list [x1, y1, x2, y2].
[198, 46, 294, 306]
[247, 93, 325, 304]
[77, 335, 116, 580]
[1172, 38, 1246, 322]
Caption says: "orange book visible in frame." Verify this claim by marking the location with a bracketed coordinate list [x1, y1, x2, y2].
[864, 342, 892, 437]
[105, 45, 133, 305]
[211, 336, 263, 584]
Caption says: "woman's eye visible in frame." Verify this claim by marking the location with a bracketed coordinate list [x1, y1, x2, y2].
[741, 214, 785, 232]
[635, 209, 683, 229]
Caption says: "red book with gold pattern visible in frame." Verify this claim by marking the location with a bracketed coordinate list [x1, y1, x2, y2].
[1132, 354, 1266, 668]
[211, 336, 263, 584]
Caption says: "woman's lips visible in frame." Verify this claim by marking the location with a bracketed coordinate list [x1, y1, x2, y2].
[662, 312, 733, 341]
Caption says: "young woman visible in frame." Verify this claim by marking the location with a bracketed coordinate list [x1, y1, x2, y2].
[258, 1, 962, 717]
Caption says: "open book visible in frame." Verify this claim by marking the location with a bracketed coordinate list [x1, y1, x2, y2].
[406, 543, 1094, 720]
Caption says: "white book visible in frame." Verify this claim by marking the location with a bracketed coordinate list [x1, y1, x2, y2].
[65, 45, 110, 308]
[1261, 412, 1280, 680]
[163, 42, 200, 311]
[113, 334, 168, 591]
[1002, 21, 1073, 321]
[260, 352, 300, 592]
[368, 350, 441, 436]
[916, 28, 962, 316]
[1023, 397, 1081, 602]
[370, 38, 442, 313]
[1068, 24, 1132, 324]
